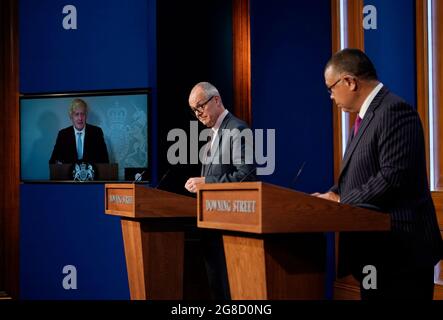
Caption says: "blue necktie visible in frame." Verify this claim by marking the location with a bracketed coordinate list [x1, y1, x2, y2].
[77, 132, 83, 160]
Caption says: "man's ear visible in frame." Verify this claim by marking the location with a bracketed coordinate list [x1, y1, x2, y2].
[345, 76, 358, 91]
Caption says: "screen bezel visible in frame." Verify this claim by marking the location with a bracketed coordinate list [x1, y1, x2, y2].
[19, 88, 152, 183]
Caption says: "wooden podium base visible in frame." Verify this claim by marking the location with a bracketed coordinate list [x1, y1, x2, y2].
[197, 182, 391, 300]
[223, 233, 326, 299]
[120, 218, 209, 300]
[105, 184, 211, 300]
[121, 219, 185, 299]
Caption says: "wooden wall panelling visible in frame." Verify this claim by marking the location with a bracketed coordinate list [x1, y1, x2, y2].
[232, 0, 252, 125]
[0, 0, 20, 299]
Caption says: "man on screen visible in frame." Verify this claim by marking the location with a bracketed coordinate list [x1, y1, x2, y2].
[49, 98, 109, 164]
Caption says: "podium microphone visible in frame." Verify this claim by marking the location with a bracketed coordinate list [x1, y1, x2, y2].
[240, 167, 256, 183]
[133, 170, 146, 184]
[291, 161, 306, 189]
[155, 168, 172, 189]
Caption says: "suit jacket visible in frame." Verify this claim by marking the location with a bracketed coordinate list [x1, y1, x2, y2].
[202, 112, 256, 183]
[49, 124, 109, 164]
[333, 86, 442, 277]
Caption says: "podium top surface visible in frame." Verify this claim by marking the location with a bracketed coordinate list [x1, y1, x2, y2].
[197, 181, 391, 234]
[105, 183, 196, 219]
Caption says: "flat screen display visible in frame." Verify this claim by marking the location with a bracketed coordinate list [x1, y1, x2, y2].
[20, 89, 149, 181]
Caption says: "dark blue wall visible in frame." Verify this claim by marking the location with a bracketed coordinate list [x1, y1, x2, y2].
[364, 0, 416, 107]
[20, 184, 129, 299]
[250, 0, 334, 194]
[19, 0, 152, 93]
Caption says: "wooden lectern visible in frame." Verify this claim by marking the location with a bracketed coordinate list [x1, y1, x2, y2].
[105, 183, 201, 300]
[197, 182, 390, 300]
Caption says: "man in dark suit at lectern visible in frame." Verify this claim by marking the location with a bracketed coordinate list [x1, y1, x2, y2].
[313, 48, 442, 299]
[184, 82, 256, 300]
[49, 98, 109, 164]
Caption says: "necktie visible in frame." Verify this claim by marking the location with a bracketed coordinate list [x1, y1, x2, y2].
[77, 132, 83, 160]
[353, 116, 362, 137]
[202, 131, 215, 176]
[206, 132, 213, 158]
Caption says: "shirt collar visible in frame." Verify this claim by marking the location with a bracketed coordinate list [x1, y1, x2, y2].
[359, 82, 383, 119]
[74, 126, 86, 135]
[212, 109, 229, 133]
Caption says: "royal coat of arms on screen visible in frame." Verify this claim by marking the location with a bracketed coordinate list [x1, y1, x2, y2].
[72, 163, 95, 182]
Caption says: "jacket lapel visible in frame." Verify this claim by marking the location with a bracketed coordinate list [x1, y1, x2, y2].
[83, 124, 89, 160]
[339, 87, 389, 176]
[201, 129, 214, 176]
[201, 113, 232, 176]
[339, 112, 374, 174]
[69, 127, 79, 161]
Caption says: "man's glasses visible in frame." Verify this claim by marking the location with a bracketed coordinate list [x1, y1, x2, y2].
[327, 78, 342, 94]
[190, 95, 214, 115]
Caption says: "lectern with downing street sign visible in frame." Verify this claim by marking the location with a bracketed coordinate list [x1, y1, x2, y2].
[105, 183, 207, 300]
[197, 182, 390, 300]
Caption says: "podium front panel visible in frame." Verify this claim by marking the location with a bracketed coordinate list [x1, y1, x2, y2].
[198, 183, 262, 233]
[105, 184, 196, 219]
[105, 184, 135, 217]
[197, 182, 390, 233]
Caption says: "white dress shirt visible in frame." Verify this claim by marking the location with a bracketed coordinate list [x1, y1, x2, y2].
[359, 82, 384, 119]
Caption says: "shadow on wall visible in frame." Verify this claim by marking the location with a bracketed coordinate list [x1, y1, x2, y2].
[24, 111, 60, 179]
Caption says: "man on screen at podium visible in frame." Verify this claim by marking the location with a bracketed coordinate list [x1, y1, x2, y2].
[184, 82, 257, 300]
[313, 49, 442, 299]
[49, 98, 109, 164]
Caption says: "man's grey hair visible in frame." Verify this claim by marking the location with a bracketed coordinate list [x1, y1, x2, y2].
[69, 98, 89, 118]
[192, 81, 220, 99]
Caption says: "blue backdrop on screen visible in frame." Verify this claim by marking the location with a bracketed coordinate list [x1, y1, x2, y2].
[19, 0, 149, 93]
[364, 0, 416, 107]
[20, 93, 148, 180]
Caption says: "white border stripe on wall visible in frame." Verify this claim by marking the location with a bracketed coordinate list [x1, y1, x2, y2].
[428, 0, 435, 190]
[340, 0, 349, 157]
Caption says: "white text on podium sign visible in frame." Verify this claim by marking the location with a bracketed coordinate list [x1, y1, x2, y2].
[205, 200, 256, 213]
[106, 187, 134, 214]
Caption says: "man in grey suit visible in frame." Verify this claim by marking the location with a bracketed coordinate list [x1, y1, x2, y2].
[185, 81, 256, 299]
[314, 48, 442, 299]
[185, 82, 256, 191]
